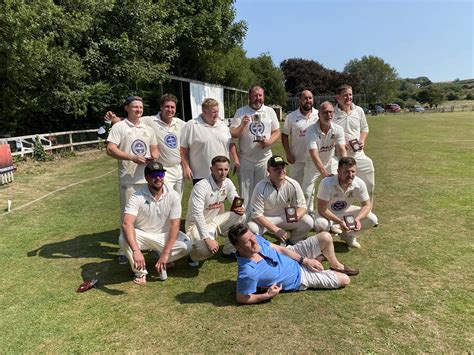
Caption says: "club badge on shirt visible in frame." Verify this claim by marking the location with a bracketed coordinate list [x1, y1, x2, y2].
[164, 134, 178, 148]
[331, 200, 348, 211]
[131, 139, 147, 156]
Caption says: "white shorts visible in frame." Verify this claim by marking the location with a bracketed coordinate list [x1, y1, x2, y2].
[287, 236, 341, 290]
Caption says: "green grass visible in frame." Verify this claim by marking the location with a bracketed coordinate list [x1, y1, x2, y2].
[0, 112, 473, 352]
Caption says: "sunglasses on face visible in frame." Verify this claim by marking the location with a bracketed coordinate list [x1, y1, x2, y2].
[148, 171, 165, 179]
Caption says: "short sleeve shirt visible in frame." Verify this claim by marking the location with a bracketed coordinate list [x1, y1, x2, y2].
[251, 176, 306, 218]
[306, 121, 346, 165]
[282, 108, 318, 163]
[236, 235, 301, 294]
[186, 175, 240, 239]
[141, 114, 185, 167]
[107, 119, 157, 185]
[333, 104, 369, 142]
[124, 184, 181, 234]
[231, 105, 280, 163]
[317, 175, 370, 213]
[180, 115, 233, 179]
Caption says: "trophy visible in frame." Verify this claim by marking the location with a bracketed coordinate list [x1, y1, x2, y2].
[349, 139, 362, 152]
[230, 197, 244, 212]
[343, 215, 357, 230]
[285, 206, 298, 223]
[252, 114, 265, 142]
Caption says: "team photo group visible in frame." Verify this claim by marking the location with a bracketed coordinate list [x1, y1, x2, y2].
[105, 84, 379, 304]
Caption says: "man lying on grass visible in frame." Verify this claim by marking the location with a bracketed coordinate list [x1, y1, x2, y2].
[228, 223, 358, 304]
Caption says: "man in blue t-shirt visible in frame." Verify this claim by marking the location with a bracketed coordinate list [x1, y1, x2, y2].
[228, 224, 359, 304]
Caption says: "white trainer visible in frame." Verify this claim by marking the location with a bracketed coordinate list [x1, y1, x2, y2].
[341, 234, 361, 248]
[330, 224, 343, 235]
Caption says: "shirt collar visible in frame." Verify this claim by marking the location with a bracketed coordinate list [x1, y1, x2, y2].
[143, 184, 169, 201]
[124, 118, 144, 127]
[155, 113, 177, 127]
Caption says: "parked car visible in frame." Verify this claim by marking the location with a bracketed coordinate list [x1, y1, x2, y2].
[384, 103, 401, 113]
[374, 105, 385, 114]
[409, 105, 425, 112]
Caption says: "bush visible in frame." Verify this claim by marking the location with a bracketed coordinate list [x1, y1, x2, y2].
[465, 93, 474, 100]
[446, 92, 460, 101]
[33, 136, 48, 162]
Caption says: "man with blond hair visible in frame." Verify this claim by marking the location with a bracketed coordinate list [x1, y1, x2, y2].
[181, 98, 239, 185]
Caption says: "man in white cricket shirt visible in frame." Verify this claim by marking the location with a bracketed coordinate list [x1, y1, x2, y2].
[185, 156, 246, 264]
[281, 89, 318, 186]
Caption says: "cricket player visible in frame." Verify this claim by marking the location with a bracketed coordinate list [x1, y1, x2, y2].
[315, 157, 378, 248]
[248, 155, 313, 245]
[301, 101, 346, 213]
[281, 89, 318, 186]
[333, 84, 375, 204]
[230, 85, 280, 215]
[185, 156, 246, 264]
[181, 98, 239, 185]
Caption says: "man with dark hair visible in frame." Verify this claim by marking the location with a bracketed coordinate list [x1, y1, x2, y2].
[106, 96, 159, 263]
[230, 85, 281, 215]
[106, 96, 159, 213]
[281, 90, 318, 186]
[228, 223, 358, 305]
[119, 161, 192, 285]
[248, 155, 313, 245]
[140, 93, 186, 196]
[185, 155, 246, 265]
[334, 85, 375, 204]
[315, 157, 378, 248]
[105, 93, 186, 196]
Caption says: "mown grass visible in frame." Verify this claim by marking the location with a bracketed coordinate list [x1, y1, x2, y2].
[0, 111, 473, 352]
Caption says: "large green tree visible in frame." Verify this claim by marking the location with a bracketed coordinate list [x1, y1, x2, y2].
[0, 0, 247, 135]
[280, 58, 353, 96]
[417, 86, 444, 107]
[248, 54, 286, 105]
[343, 55, 399, 105]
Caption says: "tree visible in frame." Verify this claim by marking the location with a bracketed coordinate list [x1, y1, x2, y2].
[280, 58, 353, 96]
[248, 54, 287, 105]
[417, 86, 444, 107]
[166, 0, 247, 82]
[0, 0, 248, 135]
[343, 55, 399, 105]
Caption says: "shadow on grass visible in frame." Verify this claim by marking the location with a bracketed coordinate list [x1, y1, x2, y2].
[27, 229, 120, 259]
[26, 229, 133, 295]
[334, 240, 350, 253]
[175, 279, 236, 307]
[80, 259, 129, 295]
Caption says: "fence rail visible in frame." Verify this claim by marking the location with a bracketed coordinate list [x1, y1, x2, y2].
[4, 129, 103, 157]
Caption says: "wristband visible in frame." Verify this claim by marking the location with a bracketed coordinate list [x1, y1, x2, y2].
[299, 256, 305, 265]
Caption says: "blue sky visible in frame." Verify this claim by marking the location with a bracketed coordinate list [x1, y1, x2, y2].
[234, 0, 473, 82]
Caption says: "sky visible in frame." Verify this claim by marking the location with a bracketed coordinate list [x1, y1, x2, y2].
[234, 0, 473, 82]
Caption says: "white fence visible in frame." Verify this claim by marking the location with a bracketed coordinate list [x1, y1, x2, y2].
[4, 129, 103, 157]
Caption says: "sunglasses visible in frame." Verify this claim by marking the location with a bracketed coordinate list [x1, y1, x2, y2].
[148, 171, 165, 179]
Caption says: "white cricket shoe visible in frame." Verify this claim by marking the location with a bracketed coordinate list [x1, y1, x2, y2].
[341, 234, 361, 248]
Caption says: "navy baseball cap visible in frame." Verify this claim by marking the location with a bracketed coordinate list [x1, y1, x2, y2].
[267, 155, 288, 168]
[145, 161, 166, 175]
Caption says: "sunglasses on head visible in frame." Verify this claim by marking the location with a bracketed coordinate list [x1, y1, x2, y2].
[148, 171, 165, 179]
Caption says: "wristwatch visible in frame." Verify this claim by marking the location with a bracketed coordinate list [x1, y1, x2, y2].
[298, 256, 305, 265]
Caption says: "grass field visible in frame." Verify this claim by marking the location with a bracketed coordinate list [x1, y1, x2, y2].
[0, 111, 473, 352]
